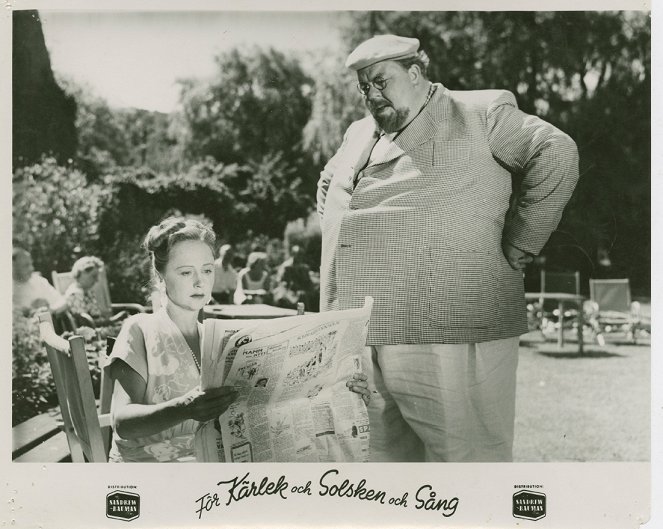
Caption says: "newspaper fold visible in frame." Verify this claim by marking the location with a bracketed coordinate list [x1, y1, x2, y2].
[194, 297, 373, 462]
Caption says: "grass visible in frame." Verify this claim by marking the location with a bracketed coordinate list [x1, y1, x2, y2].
[513, 332, 650, 462]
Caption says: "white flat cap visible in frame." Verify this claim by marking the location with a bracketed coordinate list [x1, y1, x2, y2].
[345, 35, 420, 71]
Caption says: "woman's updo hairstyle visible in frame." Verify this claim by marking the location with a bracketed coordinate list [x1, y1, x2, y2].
[143, 217, 216, 279]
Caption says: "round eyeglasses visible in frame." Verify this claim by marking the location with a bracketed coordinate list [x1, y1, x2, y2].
[356, 77, 391, 96]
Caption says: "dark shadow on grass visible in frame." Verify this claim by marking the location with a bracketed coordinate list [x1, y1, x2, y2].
[519, 341, 541, 350]
[537, 349, 625, 359]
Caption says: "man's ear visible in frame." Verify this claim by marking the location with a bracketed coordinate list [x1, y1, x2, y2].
[408, 64, 423, 85]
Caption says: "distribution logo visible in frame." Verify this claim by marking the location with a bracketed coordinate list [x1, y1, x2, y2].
[513, 489, 546, 521]
[106, 490, 140, 522]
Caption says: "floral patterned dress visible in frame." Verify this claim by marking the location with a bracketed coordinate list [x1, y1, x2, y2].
[105, 308, 201, 462]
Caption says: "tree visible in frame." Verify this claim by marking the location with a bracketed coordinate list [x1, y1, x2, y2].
[57, 76, 130, 178]
[177, 47, 313, 165]
[302, 54, 366, 167]
[59, 76, 183, 178]
[116, 108, 180, 172]
[176, 46, 317, 232]
[13, 10, 77, 168]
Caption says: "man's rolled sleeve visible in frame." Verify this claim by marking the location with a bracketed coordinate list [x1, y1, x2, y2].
[487, 91, 580, 255]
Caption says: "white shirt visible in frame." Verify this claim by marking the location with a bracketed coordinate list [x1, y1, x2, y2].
[368, 131, 398, 165]
[13, 273, 66, 312]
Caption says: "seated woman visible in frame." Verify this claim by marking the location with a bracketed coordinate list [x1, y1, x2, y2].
[106, 218, 370, 462]
[13, 247, 68, 317]
[234, 251, 272, 305]
[65, 256, 124, 327]
[13, 247, 71, 333]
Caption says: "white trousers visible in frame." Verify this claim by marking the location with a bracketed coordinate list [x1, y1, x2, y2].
[363, 337, 519, 462]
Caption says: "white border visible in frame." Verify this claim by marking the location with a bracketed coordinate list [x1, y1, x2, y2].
[2, 1, 656, 528]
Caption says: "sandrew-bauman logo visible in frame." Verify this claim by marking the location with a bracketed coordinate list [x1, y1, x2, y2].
[513, 489, 546, 521]
[106, 490, 140, 522]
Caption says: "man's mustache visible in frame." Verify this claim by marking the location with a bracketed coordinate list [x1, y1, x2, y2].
[366, 99, 392, 112]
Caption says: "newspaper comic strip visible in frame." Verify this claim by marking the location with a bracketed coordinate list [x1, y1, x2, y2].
[195, 298, 373, 462]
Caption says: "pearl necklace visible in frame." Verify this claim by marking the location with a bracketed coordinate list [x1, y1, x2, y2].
[189, 345, 201, 373]
[181, 331, 201, 373]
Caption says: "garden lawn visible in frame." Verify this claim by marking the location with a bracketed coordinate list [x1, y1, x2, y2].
[513, 336, 650, 462]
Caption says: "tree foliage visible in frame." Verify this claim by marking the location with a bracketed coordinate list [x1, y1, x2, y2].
[13, 158, 102, 275]
[174, 47, 318, 231]
[302, 54, 366, 166]
[59, 76, 181, 178]
[177, 47, 313, 166]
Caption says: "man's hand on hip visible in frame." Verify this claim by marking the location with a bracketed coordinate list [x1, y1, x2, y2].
[502, 241, 534, 271]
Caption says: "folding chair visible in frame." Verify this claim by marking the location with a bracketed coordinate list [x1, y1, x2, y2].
[52, 267, 148, 323]
[587, 279, 644, 344]
[537, 270, 581, 337]
[38, 312, 111, 462]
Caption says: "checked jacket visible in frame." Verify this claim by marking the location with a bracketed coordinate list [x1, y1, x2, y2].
[317, 84, 579, 345]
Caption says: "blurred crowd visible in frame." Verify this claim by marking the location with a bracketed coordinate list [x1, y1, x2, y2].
[13, 242, 320, 334]
[213, 243, 319, 311]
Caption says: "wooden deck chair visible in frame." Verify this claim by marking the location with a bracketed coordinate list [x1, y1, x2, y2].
[52, 267, 148, 322]
[99, 336, 116, 454]
[588, 278, 643, 344]
[38, 312, 110, 462]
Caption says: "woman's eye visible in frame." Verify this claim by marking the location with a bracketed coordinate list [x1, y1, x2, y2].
[203, 269, 214, 275]
[180, 270, 192, 276]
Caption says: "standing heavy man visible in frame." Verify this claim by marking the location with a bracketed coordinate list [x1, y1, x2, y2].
[317, 35, 579, 462]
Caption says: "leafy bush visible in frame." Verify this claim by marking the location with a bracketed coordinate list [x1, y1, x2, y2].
[13, 158, 103, 278]
[12, 310, 58, 426]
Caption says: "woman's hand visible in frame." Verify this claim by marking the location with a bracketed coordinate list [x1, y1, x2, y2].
[178, 386, 238, 422]
[346, 372, 371, 405]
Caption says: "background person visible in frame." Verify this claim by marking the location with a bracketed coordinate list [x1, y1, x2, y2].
[212, 244, 238, 304]
[13, 247, 68, 317]
[65, 255, 125, 327]
[234, 251, 272, 305]
[273, 245, 314, 309]
[317, 35, 579, 462]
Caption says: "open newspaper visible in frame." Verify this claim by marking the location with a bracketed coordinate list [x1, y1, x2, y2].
[194, 297, 373, 463]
